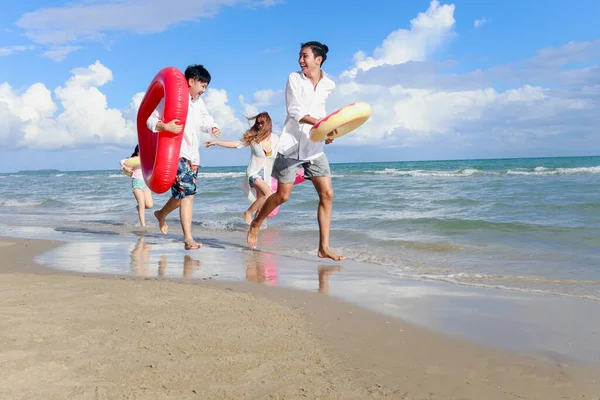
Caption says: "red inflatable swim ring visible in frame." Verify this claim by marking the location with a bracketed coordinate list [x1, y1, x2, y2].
[268, 168, 306, 218]
[136, 67, 189, 194]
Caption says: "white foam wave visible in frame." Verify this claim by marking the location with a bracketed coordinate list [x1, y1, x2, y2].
[387, 270, 600, 302]
[196, 216, 246, 232]
[369, 165, 600, 177]
[506, 166, 600, 176]
[55, 174, 66, 177]
[108, 174, 128, 178]
[0, 200, 44, 207]
[198, 172, 246, 179]
[373, 168, 481, 177]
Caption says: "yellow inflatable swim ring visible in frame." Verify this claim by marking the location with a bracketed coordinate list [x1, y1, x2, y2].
[310, 102, 371, 142]
[123, 156, 141, 168]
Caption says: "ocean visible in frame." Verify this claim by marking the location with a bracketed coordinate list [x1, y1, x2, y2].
[1, 156, 599, 301]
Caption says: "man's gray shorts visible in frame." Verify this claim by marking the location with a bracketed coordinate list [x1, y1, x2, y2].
[272, 153, 331, 184]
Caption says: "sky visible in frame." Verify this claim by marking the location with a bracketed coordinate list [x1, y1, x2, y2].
[0, 0, 599, 172]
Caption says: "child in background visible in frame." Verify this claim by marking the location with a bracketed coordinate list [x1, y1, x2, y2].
[120, 145, 153, 227]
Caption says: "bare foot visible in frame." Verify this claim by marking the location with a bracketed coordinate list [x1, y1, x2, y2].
[317, 248, 346, 261]
[247, 224, 259, 248]
[184, 240, 202, 251]
[154, 210, 168, 234]
[242, 211, 252, 225]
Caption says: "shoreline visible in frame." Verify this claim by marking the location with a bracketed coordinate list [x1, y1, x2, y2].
[1, 235, 599, 399]
[25, 229, 600, 365]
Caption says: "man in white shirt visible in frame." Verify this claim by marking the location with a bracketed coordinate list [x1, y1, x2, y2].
[247, 41, 345, 261]
[148, 65, 220, 250]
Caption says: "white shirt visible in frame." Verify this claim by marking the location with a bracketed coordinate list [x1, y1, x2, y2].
[277, 71, 335, 161]
[234, 134, 280, 203]
[146, 94, 219, 166]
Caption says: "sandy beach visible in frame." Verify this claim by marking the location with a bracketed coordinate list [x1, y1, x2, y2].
[1, 236, 599, 399]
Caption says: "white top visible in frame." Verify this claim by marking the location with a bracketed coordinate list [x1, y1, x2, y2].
[276, 71, 335, 161]
[119, 158, 143, 180]
[146, 94, 219, 166]
[235, 134, 279, 204]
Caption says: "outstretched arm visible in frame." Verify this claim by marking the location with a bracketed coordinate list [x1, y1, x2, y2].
[204, 140, 243, 149]
[197, 98, 221, 138]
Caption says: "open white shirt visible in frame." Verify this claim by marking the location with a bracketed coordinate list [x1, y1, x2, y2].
[146, 94, 219, 166]
[276, 71, 335, 161]
[234, 134, 280, 203]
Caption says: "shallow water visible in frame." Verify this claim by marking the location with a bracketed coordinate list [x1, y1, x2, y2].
[1, 156, 599, 301]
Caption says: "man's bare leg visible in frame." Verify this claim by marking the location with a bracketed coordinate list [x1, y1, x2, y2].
[154, 197, 180, 234]
[247, 182, 293, 248]
[311, 176, 346, 261]
[180, 195, 201, 250]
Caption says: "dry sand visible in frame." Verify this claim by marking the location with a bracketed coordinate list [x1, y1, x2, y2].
[0, 237, 599, 399]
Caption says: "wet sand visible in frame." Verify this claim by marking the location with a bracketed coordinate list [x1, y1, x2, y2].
[1, 236, 599, 399]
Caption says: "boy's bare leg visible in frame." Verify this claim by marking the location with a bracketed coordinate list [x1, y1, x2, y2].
[180, 195, 201, 250]
[247, 183, 293, 248]
[311, 176, 346, 261]
[154, 197, 180, 234]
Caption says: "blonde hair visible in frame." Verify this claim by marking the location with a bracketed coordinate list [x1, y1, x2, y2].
[240, 112, 272, 145]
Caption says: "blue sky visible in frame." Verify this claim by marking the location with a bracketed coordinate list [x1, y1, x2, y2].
[0, 0, 599, 172]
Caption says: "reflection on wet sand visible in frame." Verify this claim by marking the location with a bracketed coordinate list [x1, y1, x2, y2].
[129, 240, 341, 290]
[158, 255, 201, 278]
[242, 251, 342, 294]
[130, 238, 152, 276]
[244, 251, 278, 286]
[317, 266, 342, 294]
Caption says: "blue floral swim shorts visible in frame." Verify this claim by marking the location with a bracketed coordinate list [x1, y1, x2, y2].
[171, 157, 199, 199]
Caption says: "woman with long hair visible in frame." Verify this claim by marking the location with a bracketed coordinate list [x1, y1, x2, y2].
[205, 112, 279, 224]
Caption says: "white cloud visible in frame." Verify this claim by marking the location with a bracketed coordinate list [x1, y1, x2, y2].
[15, 0, 280, 61]
[473, 18, 487, 28]
[0, 61, 245, 150]
[123, 92, 145, 121]
[252, 89, 283, 106]
[3, 1, 599, 157]
[341, 0, 456, 78]
[238, 95, 260, 119]
[328, 82, 595, 148]
[203, 88, 246, 137]
[0, 45, 35, 56]
[43, 46, 82, 62]
[237, 88, 284, 127]
[322, 2, 599, 153]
